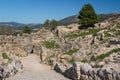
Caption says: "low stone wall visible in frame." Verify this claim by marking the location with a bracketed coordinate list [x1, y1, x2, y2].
[53, 62, 120, 80]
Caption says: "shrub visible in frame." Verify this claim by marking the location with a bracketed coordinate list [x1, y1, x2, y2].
[43, 19, 50, 29]
[2, 53, 10, 59]
[42, 40, 60, 49]
[23, 26, 32, 34]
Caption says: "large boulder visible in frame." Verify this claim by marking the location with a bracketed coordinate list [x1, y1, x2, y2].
[0, 52, 23, 79]
[61, 55, 72, 61]
[97, 61, 105, 67]
[1, 60, 23, 78]
[64, 67, 78, 80]
[0, 66, 4, 80]
[53, 62, 67, 74]
[80, 63, 92, 75]
[73, 51, 86, 61]
[14, 60, 23, 73]
[73, 62, 83, 79]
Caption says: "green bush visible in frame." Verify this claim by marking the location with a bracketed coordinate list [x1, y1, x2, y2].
[42, 40, 60, 49]
[2, 53, 10, 59]
[64, 49, 79, 55]
[65, 33, 80, 39]
[91, 48, 120, 61]
[23, 26, 32, 34]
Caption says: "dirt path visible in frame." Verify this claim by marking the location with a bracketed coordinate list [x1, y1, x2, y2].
[6, 54, 69, 80]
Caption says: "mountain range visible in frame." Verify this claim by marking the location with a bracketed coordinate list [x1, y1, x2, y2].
[0, 22, 43, 29]
[58, 12, 120, 25]
[0, 12, 120, 30]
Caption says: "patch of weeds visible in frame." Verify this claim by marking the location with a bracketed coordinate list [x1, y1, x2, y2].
[2, 53, 10, 59]
[114, 30, 120, 36]
[91, 48, 120, 61]
[64, 33, 80, 39]
[69, 59, 74, 64]
[104, 31, 111, 37]
[42, 40, 60, 49]
[64, 49, 79, 55]
[65, 29, 101, 39]
[81, 59, 89, 63]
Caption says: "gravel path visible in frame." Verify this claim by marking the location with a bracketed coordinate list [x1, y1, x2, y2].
[6, 54, 69, 80]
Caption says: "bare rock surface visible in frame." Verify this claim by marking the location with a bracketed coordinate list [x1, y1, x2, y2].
[6, 54, 69, 80]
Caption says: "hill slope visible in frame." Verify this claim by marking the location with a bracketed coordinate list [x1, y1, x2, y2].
[58, 15, 79, 25]
[0, 22, 43, 30]
[58, 13, 120, 25]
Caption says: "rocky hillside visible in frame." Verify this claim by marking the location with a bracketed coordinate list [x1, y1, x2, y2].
[98, 12, 120, 21]
[31, 15, 120, 80]
[0, 25, 16, 35]
[58, 15, 79, 25]
[0, 14, 120, 80]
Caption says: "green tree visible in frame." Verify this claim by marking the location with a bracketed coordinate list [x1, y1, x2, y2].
[23, 26, 32, 34]
[50, 19, 58, 31]
[78, 3, 98, 28]
[43, 19, 50, 29]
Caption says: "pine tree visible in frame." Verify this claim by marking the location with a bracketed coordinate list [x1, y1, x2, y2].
[43, 19, 50, 29]
[23, 26, 32, 34]
[78, 3, 98, 28]
[50, 19, 58, 31]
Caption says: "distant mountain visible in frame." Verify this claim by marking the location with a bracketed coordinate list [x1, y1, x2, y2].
[98, 12, 120, 21]
[0, 12, 120, 30]
[0, 22, 43, 30]
[27, 24, 43, 29]
[58, 15, 79, 25]
[0, 25, 16, 35]
[58, 13, 120, 25]
[0, 22, 25, 29]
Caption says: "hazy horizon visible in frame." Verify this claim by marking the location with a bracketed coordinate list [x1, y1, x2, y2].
[0, 0, 120, 24]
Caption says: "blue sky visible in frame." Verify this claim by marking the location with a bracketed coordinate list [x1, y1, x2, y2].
[0, 0, 120, 23]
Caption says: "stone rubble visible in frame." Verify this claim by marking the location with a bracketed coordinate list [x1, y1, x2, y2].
[0, 52, 23, 80]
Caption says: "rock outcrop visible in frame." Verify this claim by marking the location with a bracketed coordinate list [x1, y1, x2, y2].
[53, 62, 120, 80]
[0, 52, 23, 80]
